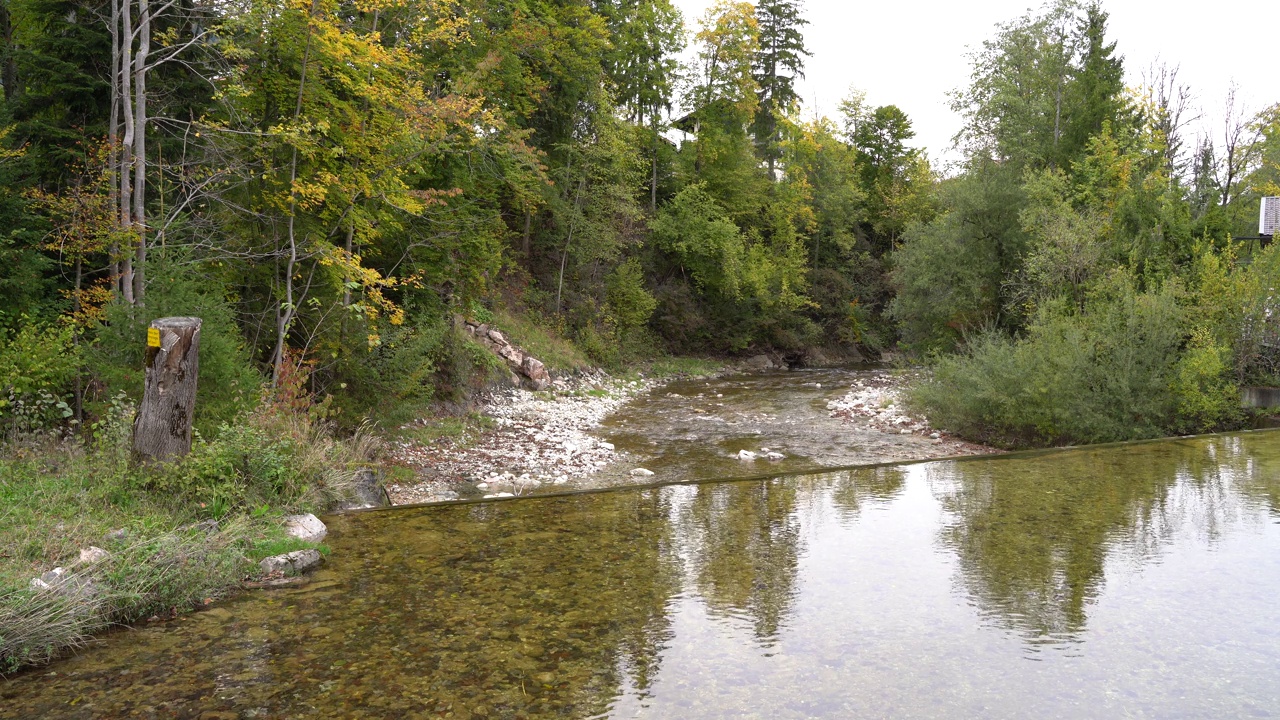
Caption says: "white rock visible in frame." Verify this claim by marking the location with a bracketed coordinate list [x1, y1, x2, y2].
[600, 442, 615, 451]
[259, 549, 322, 575]
[78, 546, 110, 565]
[28, 566, 71, 589]
[283, 514, 327, 543]
[40, 567, 69, 584]
[631, 468, 655, 477]
[765, 452, 786, 461]
[930, 432, 941, 439]
[476, 482, 490, 490]
[899, 429, 912, 435]
[737, 450, 758, 461]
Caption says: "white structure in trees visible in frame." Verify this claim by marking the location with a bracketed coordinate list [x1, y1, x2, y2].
[1262, 196, 1279, 238]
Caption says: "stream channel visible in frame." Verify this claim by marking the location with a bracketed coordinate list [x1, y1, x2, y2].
[4, 375, 1280, 718]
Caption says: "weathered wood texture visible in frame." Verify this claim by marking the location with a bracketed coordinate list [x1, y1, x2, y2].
[132, 316, 201, 463]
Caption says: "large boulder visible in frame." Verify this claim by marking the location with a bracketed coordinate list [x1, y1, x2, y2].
[341, 469, 390, 510]
[521, 356, 551, 390]
[498, 344, 524, 366]
[259, 549, 322, 576]
[283, 514, 327, 543]
[743, 354, 776, 372]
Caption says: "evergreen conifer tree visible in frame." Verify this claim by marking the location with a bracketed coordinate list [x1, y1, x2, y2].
[751, 0, 808, 174]
[1059, 2, 1127, 168]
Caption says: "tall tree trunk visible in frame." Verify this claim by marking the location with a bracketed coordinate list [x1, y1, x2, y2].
[132, 0, 150, 303]
[650, 112, 659, 212]
[108, 0, 122, 291]
[72, 258, 83, 423]
[522, 210, 532, 260]
[555, 173, 587, 315]
[0, 3, 16, 102]
[274, 3, 316, 384]
[119, 0, 135, 304]
[342, 223, 354, 307]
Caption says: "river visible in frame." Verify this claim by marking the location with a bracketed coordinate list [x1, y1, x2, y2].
[3, 381, 1280, 718]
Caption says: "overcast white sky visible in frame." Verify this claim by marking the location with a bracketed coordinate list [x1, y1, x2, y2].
[671, 0, 1279, 165]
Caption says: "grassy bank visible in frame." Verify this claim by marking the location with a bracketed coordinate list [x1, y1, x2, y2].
[0, 402, 376, 675]
[1, 302, 731, 676]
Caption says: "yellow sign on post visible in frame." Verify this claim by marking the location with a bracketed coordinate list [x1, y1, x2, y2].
[147, 327, 161, 348]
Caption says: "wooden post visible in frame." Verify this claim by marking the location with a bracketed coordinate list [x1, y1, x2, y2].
[132, 316, 201, 463]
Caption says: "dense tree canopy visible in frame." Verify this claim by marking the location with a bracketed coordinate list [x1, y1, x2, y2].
[0, 0, 1275, 446]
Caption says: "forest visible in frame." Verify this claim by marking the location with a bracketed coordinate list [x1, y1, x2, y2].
[1, 0, 1278, 446]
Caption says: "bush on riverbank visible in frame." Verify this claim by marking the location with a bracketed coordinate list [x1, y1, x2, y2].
[0, 399, 375, 675]
[908, 271, 1245, 448]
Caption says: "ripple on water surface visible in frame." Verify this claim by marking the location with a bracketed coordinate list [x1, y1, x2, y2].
[4, 432, 1280, 718]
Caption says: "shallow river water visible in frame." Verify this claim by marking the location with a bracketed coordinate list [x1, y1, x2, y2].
[579, 367, 986, 492]
[5, 431, 1280, 718]
[596, 368, 946, 479]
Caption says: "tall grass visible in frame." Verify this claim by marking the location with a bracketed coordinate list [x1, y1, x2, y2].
[0, 404, 378, 675]
[0, 524, 254, 673]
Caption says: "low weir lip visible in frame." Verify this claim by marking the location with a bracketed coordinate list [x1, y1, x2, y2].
[338, 426, 1280, 516]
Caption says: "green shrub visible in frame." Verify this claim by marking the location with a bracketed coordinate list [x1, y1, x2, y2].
[888, 166, 1027, 354]
[1190, 241, 1280, 386]
[1169, 328, 1240, 433]
[606, 257, 658, 334]
[144, 408, 378, 517]
[575, 322, 620, 367]
[0, 321, 82, 437]
[328, 312, 449, 423]
[154, 422, 297, 516]
[909, 274, 1199, 447]
[0, 321, 81, 400]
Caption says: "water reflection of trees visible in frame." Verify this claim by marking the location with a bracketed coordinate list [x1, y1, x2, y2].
[680, 479, 803, 645]
[931, 435, 1277, 642]
[828, 466, 906, 521]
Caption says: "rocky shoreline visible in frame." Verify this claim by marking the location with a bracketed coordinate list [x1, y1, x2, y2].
[387, 371, 661, 504]
[825, 369, 994, 456]
[386, 366, 996, 505]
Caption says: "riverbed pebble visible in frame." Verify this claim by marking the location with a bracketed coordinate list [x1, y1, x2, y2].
[826, 370, 995, 457]
[826, 371, 933, 436]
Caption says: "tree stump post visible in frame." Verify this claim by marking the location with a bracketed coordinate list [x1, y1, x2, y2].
[132, 316, 202, 463]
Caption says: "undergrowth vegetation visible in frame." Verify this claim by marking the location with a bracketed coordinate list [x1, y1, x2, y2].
[0, 391, 377, 675]
[906, 243, 1280, 447]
